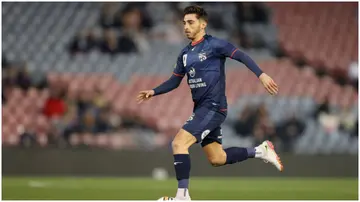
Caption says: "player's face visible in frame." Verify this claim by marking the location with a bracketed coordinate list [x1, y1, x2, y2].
[183, 14, 206, 40]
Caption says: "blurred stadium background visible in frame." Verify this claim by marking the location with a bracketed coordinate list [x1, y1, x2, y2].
[2, 2, 358, 200]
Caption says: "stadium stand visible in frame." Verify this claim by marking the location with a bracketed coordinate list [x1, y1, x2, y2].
[2, 2, 358, 154]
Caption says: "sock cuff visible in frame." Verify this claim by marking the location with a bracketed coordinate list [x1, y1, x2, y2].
[174, 154, 190, 161]
[178, 179, 189, 188]
[246, 148, 255, 158]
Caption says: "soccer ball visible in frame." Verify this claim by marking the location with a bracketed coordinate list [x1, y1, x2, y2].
[157, 196, 176, 201]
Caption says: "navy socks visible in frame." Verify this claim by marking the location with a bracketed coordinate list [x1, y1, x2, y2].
[224, 147, 256, 165]
[173, 154, 190, 189]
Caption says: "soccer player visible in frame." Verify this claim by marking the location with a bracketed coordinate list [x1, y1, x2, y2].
[137, 5, 283, 201]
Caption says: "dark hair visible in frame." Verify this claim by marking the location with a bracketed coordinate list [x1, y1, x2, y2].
[183, 5, 208, 22]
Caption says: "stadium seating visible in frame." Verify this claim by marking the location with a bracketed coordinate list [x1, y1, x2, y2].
[268, 2, 358, 80]
[2, 2, 357, 154]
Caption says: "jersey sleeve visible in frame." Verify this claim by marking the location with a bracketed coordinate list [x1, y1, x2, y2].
[173, 53, 186, 77]
[213, 38, 263, 77]
[213, 38, 238, 58]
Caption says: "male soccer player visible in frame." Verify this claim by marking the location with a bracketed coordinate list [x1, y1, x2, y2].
[137, 5, 283, 201]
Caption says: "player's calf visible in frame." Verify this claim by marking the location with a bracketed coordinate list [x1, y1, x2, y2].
[207, 151, 226, 167]
[171, 129, 196, 201]
[203, 142, 259, 167]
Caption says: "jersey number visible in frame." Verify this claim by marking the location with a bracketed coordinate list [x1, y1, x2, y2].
[183, 54, 188, 67]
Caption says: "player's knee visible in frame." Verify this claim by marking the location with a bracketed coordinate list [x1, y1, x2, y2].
[208, 154, 226, 167]
[171, 140, 188, 153]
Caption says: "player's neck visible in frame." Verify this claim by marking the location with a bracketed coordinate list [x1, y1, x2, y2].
[191, 32, 206, 46]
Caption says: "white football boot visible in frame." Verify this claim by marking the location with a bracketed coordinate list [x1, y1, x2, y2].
[175, 197, 191, 201]
[257, 140, 284, 171]
[158, 196, 191, 201]
[158, 196, 176, 201]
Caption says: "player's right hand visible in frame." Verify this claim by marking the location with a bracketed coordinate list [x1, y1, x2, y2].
[136, 90, 155, 104]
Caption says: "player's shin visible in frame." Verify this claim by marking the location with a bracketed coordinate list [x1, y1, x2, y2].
[224, 147, 262, 165]
[173, 154, 191, 200]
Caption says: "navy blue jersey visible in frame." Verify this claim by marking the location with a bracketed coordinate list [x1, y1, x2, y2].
[153, 34, 263, 113]
[174, 35, 240, 111]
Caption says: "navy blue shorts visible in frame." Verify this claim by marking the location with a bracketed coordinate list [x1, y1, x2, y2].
[182, 106, 226, 147]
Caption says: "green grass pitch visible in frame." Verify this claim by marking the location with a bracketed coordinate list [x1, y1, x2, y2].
[2, 177, 358, 200]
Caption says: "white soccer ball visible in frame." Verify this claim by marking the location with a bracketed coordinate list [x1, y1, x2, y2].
[157, 196, 176, 201]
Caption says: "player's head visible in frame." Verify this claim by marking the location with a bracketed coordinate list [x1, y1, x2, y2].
[183, 5, 208, 40]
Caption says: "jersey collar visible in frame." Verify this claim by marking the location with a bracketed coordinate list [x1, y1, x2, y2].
[191, 37, 204, 46]
[191, 34, 209, 46]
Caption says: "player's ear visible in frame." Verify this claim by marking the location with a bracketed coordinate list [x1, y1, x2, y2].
[200, 19, 207, 30]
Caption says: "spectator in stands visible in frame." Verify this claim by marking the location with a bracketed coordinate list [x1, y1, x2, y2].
[252, 103, 277, 145]
[314, 95, 330, 119]
[55, 103, 80, 144]
[77, 90, 94, 118]
[233, 105, 257, 137]
[43, 87, 66, 119]
[99, 3, 118, 29]
[19, 125, 37, 148]
[95, 108, 112, 133]
[235, 3, 270, 24]
[75, 107, 112, 134]
[93, 88, 108, 109]
[231, 29, 253, 49]
[121, 114, 149, 130]
[339, 105, 357, 135]
[16, 63, 32, 91]
[3, 65, 19, 88]
[101, 28, 119, 54]
[101, 28, 137, 54]
[79, 109, 98, 133]
[257, 114, 277, 141]
[276, 112, 305, 152]
[113, 3, 153, 31]
[119, 6, 150, 53]
[69, 30, 98, 54]
[150, 11, 185, 45]
[315, 96, 340, 134]
[253, 124, 265, 146]
[233, 3, 271, 49]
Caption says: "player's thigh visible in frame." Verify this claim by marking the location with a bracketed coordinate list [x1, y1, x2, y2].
[201, 126, 223, 148]
[172, 128, 197, 154]
[183, 107, 226, 144]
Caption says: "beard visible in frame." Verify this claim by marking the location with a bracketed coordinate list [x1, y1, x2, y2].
[185, 27, 201, 40]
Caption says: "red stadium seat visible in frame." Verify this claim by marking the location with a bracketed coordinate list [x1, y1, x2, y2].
[268, 2, 357, 81]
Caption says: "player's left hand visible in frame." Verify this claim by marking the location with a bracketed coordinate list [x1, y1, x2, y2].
[259, 73, 279, 95]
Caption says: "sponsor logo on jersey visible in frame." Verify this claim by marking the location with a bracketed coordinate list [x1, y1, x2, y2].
[198, 52, 207, 62]
[201, 129, 211, 140]
[189, 67, 196, 77]
[185, 113, 195, 124]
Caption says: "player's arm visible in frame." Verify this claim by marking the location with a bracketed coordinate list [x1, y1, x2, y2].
[214, 39, 279, 95]
[152, 54, 186, 96]
[137, 55, 186, 104]
[153, 73, 184, 96]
